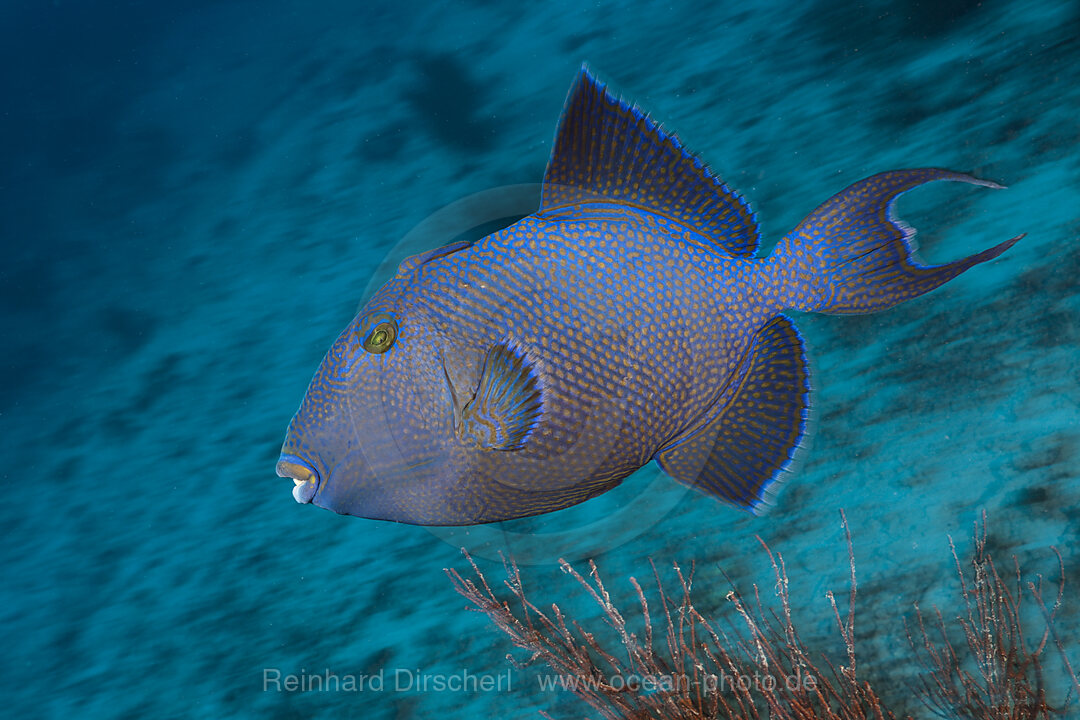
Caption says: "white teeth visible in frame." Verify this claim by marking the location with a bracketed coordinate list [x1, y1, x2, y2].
[292, 483, 308, 503]
[281, 461, 317, 503]
[291, 471, 318, 504]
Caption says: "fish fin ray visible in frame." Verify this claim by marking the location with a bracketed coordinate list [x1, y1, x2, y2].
[540, 65, 760, 258]
[655, 315, 811, 513]
[460, 340, 544, 451]
[773, 168, 1023, 314]
[396, 239, 473, 278]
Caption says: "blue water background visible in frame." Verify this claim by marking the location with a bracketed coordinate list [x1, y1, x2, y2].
[2, 1, 1078, 717]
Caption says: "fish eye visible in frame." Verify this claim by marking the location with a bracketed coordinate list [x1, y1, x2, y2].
[362, 319, 397, 354]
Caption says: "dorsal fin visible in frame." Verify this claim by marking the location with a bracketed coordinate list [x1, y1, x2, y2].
[395, 239, 473, 278]
[540, 66, 760, 258]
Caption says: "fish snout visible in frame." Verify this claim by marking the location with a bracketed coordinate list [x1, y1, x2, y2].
[276, 456, 321, 504]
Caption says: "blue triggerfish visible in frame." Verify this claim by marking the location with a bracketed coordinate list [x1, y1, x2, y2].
[277, 66, 1021, 525]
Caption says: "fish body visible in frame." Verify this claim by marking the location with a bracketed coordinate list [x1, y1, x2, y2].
[277, 67, 1020, 525]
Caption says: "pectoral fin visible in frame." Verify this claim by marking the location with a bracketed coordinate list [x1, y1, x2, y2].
[655, 315, 811, 513]
[459, 341, 543, 451]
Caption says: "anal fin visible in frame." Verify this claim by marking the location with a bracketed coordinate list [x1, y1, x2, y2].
[655, 315, 811, 513]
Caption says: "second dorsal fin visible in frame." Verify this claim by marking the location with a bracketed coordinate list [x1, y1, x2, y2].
[540, 65, 760, 259]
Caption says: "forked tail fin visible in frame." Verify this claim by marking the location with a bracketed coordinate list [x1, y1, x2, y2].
[769, 169, 1023, 315]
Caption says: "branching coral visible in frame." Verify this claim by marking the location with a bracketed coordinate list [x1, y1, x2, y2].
[447, 512, 1077, 720]
[905, 512, 1078, 719]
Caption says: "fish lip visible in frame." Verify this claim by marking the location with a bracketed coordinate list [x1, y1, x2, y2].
[276, 455, 321, 504]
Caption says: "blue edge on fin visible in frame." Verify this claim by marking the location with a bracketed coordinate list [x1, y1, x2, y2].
[461, 340, 543, 452]
[539, 64, 761, 259]
[749, 320, 813, 515]
[734, 316, 812, 515]
[655, 315, 812, 515]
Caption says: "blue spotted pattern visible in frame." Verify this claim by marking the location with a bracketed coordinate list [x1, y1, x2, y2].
[277, 66, 1021, 525]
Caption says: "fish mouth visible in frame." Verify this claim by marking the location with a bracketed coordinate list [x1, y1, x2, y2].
[276, 455, 321, 504]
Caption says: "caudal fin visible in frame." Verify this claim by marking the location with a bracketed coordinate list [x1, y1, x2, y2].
[770, 169, 1023, 315]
